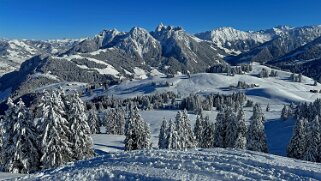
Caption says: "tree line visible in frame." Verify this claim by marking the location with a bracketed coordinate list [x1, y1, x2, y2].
[158, 104, 268, 153]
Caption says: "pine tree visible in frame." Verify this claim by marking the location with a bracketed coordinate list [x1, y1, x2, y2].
[266, 104, 270, 112]
[251, 103, 264, 122]
[106, 109, 117, 134]
[7, 99, 40, 173]
[87, 109, 99, 134]
[39, 90, 74, 169]
[115, 107, 125, 135]
[66, 93, 94, 160]
[303, 116, 321, 162]
[194, 115, 204, 147]
[124, 106, 152, 151]
[225, 108, 238, 148]
[298, 73, 302, 82]
[247, 104, 268, 153]
[234, 108, 247, 149]
[214, 109, 227, 148]
[281, 105, 289, 121]
[1, 97, 17, 168]
[287, 119, 307, 159]
[200, 117, 215, 148]
[158, 119, 168, 149]
[175, 110, 196, 150]
[166, 119, 179, 150]
[141, 121, 152, 149]
[1, 99, 40, 173]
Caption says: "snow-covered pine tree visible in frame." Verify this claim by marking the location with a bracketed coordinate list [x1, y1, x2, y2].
[39, 90, 74, 169]
[214, 109, 227, 148]
[281, 105, 289, 121]
[287, 119, 308, 159]
[106, 109, 117, 134]
[175, 110, 196, 150]
[142, 97, 152, 110]
[303, 116, 321, 162]
[225, 108, 239, 148]
[158, 118, 168, 149]
[166, 119, 179, 150]
[6, 99, 40, 173]
[0, 97, 17, 167]
[200, 117, 215, 148]
[115, 107, 125, 135]
[251, 103, 265, 122]
[247, 104, 268, 153]
[124, 106, 152, 151]
[266, 103, 270, 112]
[194, 115, 204, 147]
[141, 121, 152, 149]
[298, 73, 302, 82]
[66, 92, 94, 160]
[234, 108, 247, 149]
[87, 109, 99, 134]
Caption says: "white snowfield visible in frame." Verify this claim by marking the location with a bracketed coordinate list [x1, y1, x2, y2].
[108, 63, 321, 104]
[17, 148, 321, 181]
[53, 55, 120, 77]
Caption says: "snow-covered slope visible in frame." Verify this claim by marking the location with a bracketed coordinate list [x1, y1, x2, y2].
[107, 63, 321, 104]
[18, 148, 321, 181]
[0, 39, 80, 76]
[195, 27, 273, 54]
[271, 35, 321, 65]
[230, 25, 321, 65]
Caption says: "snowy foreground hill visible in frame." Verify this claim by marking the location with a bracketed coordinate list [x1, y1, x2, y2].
[14, 149, 321, 181]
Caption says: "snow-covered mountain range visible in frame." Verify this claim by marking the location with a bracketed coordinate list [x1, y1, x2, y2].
[0, 39, 80, 75]
[2, 24, 321, 99]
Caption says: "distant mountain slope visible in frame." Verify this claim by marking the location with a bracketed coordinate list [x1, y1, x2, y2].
[19, 149, 321, 180]
[270, 35, 321, 65]
[151, 24, 227, 72]
[65, 24, 228, 73]
[0, 39, 80, 75]
[265, 35, 321, 81]
[195, 27, 274, 54]
[229, 25, 321, 65]
[0, 55, 118, 99]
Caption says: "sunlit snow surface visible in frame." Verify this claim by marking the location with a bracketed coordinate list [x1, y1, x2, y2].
[17, 148, 321, 181]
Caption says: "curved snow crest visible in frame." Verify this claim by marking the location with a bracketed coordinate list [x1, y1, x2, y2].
[18, 149, 321, 181]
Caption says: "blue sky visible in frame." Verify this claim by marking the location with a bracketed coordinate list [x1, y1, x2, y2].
[0, 0, 320, 39]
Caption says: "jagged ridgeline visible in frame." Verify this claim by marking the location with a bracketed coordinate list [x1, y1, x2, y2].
[2, 24, 321, 100]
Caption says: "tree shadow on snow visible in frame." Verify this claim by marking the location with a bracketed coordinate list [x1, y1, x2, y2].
[264, 118, 295, 156]
[95, 143, 124, 151]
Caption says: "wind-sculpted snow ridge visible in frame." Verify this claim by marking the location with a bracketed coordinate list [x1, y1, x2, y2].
[18, 148, 321, 181]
